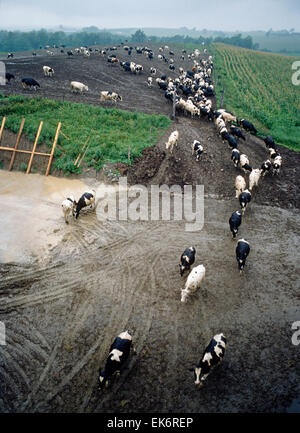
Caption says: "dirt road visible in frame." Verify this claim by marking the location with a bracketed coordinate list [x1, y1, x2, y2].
[0, 46, 299, 413]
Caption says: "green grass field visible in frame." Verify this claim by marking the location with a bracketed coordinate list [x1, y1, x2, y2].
[212, 43, 300, 151]
[0, 94, 171, 174]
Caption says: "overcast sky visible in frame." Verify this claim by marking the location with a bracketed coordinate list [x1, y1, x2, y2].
[0, 0, 299, 32]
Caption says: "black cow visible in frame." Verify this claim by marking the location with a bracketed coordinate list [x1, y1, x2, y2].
[99, 331, 134, 389]
[226, 134, 238, 149]
[236, 239, 250, 274]
[5, 73, 15, 83]
[239, 119, 257, 135]
[189, 333, 226, 387]
[230, 126, 246, 141]
[229, 210, 242, 239]
[179, 246, 196, 276]
[264, 135, 276, 148]
[21, 78, 40, 90]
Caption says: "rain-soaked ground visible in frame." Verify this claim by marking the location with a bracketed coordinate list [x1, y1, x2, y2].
[0, 45, 299, 413]
[0, 170, 299, 413]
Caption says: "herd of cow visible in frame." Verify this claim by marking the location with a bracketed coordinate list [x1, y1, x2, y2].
[4, 43, 283, 393]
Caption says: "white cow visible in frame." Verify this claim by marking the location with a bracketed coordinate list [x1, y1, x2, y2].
[70, 81, 88, 93]
[181, 265, 206, 303]
[235, 175, 246, 198]
[43, 65, 54, 77]
[165, 130, 179, 154]
[249, 168, 262, 190]
[61, 194, 76, 224]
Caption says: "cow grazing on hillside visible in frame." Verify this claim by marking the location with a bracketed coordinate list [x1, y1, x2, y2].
[70, 81, 88, 93]
[100, 91, 122, 103]
[43, 65, 54, 77]
[21, 78, 40, 90]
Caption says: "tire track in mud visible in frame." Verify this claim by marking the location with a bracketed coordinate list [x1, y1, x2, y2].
[87, 256, 160, 413]
[32, 252, 157, 412]
[20, 225, 157, 412]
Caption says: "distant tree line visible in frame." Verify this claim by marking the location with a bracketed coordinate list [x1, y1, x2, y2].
[0, 28, 257, 53]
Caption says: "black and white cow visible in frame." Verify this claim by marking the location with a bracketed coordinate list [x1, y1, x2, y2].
[191, 140, 204, 161]
[189, 333, 226, 387]
[98, 331, 134, 389]
[231, 148, 240, 168]
[272, 155, 282, 175]
[61, 195, 77, 224]
[239, 189, 252, 214]
[239, 119, 257, 135]
[75, 189, 96, 219]
[179, 246, 196, 276]
[229, 210, 242, 239]
[236, 239, 250, 274]
[261, 159, 272, 177]
[21, 78, 40, 90]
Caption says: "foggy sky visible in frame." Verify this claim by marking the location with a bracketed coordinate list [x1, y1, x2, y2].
[0, 0, 299, 32]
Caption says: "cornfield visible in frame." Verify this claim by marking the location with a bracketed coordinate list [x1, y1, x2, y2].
[212, 43, 300, 150]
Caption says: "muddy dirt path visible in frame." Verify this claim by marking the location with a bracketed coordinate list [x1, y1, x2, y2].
[0, 170, 299, 413]
[0, 46, 299, 413]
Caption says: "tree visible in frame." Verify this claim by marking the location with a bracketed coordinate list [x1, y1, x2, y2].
[131, 29, 147, 43]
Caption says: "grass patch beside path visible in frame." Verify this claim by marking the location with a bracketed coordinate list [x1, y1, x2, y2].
[0, 94, 172, 174]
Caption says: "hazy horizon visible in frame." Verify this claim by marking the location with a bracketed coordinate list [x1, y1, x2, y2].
[0, 0, 299, 33]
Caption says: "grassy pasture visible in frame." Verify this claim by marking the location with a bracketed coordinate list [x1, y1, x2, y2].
[212, 43, 300, 150]
[0, 94, 171, 174]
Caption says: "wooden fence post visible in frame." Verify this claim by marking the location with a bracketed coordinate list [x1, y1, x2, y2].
[26, 121, 43, 174]
[0, 117, 6, 143]
[46, 122, 61, 176]
[9, 117, 25, 171]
